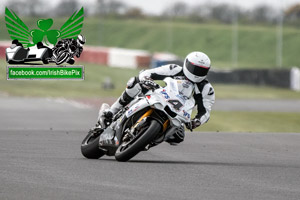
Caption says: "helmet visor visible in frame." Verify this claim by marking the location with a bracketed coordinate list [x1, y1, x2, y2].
[185, 59, 209, 77]
[77, 39, 85, 45]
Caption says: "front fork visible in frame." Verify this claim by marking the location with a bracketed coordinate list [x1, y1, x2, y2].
[116, 108, 170, 150]
[132, 108, 169, 132]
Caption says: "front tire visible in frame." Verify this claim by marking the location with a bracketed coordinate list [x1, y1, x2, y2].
[55, 52, 70, 65]
[115, 120, 161, 162]
[81, 130, 106, 159]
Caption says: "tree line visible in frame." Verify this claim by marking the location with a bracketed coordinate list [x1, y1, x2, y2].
[5, 0, 300, 25]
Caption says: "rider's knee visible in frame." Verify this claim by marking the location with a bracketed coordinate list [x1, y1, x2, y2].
[126, 76, 139, 89]
[165, 125, 185, 144]
[125, 77, 142, 98]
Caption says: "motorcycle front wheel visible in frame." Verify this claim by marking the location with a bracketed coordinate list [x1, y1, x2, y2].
[115, 119, 161, 162]
[55, 52, 70, 65]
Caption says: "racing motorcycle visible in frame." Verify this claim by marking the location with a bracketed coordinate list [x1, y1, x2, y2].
[51, 43, 78, 65]
[81, 77, 195, 162]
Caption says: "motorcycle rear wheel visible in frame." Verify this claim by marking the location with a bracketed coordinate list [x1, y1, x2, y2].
[115, 120, 161, 162]
[81, 130, 106, 159]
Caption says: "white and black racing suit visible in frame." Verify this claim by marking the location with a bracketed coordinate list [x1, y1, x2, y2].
[109, 64, 215, 143]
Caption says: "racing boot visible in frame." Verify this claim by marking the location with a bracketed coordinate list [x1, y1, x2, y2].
[96, 96, 127, 153]
[99, 78, 142, 149]
[97, 103, 113, 128]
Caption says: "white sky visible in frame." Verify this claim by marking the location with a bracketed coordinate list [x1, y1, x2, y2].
[120, 0, 299, 14]
[1, 0, 299, 15]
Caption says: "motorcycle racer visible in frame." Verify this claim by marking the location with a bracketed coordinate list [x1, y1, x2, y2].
[99, 51, 215, 144]
[51, 34, 86, 64]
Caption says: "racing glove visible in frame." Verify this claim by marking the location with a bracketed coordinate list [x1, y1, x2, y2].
[140, 79, 159, 91]
[191, 118, 201, 129]
[185, 118, 201, 131]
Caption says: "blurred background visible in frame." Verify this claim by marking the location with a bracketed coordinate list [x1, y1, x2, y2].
[0, 0, 300, 133]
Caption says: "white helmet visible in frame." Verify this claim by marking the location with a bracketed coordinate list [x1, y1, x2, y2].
[76, 34, 86, 47]
[183, 51, 211, 83]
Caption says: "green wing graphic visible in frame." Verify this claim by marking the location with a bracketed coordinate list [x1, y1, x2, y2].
[5, 7, 34, 48]
[59, 7, 84, 39]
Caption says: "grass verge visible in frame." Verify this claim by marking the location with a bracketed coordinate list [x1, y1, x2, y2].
[1, 59, 300, 133]
[195, 111, 300, 133]
[1, 60, 300, 99]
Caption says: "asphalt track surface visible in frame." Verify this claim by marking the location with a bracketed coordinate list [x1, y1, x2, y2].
[1, 96, 300, 200]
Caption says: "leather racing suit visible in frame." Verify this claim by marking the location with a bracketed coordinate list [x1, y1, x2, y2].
[109, 64, 215, 143]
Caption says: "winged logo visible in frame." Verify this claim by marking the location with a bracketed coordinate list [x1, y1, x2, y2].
[5, 7, 84, 48]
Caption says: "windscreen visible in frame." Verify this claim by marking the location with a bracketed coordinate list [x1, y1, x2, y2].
[165, 77, 194, 99]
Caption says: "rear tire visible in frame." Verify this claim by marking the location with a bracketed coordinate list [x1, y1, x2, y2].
[67, 58, 75, 65]
[42, 58, 49, 64]
[115, 120, 161, 162]
[81, 130, 105, 159]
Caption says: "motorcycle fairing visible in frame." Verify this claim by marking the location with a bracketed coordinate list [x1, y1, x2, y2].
[125, 77, 195, 127]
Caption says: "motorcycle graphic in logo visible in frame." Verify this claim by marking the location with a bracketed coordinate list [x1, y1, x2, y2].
[5, 7, 85, 65]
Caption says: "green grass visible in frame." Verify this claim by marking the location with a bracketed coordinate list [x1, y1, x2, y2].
[196, 111, 300, 133]
[1, 60, 300, 99]
[1, 60, 300, 133]
[1, 17, 300, 68]
[214, 84, 300, 99]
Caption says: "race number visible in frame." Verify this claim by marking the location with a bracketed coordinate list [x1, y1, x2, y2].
[168, 99, 183, 111]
